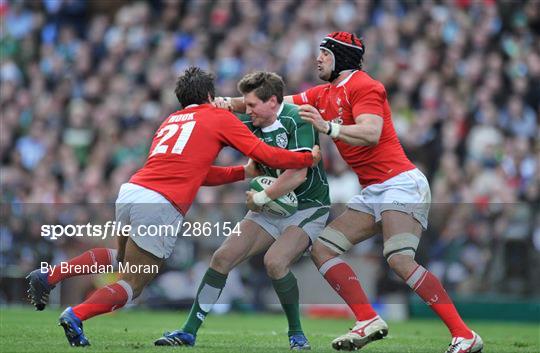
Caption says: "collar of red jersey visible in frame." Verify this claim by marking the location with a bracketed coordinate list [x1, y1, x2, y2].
[336, 70, 358, 87]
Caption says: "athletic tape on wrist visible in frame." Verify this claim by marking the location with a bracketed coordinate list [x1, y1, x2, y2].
[329, 123, 340, 138]
[253, 190, 271, 206]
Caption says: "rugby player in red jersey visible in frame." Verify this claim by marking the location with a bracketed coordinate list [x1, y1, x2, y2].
[221, 32, 483, 353]
[292, 32, 483, 353]
[26, 67, 321, 347]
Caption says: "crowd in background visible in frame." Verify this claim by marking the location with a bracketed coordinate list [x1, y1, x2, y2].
[1, 0, 539, 305]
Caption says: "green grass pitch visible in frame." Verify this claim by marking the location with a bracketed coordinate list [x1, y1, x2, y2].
[0, 307, 538, 353]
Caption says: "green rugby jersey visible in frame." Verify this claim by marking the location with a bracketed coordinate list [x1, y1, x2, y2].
[237, 103, 330, 210]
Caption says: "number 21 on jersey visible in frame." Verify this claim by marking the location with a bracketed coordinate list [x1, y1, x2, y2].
[151, 121, 196, 156]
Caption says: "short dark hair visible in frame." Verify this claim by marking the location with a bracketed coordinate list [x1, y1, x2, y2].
[174, 67, 215, 108]
[237, 71, 284, 103]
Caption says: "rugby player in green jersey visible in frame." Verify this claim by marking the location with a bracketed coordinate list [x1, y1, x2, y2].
[155, 72, 330, 350]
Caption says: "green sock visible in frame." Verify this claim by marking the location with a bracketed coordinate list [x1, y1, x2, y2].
[272, 271, 303, 336]
[181, 268, 227, 335]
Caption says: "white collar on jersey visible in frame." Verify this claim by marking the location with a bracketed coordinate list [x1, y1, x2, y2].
[261, 103, 286, 132]
[185, 104, 199, 108]
[276, 101, 284, 117]
[336, 70, 357, 87]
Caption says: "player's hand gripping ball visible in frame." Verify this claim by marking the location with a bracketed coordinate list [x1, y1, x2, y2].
[249, 176, 298, 217]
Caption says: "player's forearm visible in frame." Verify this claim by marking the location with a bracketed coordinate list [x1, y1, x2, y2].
[249, 143, 312, 170]
[265, 169, 307, 200]
[230, 97, 246, 113]
[335, 124, 380, 146]
[202, 166, 245, 186]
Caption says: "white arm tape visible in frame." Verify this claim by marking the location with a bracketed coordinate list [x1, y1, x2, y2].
[329, 123, 341, 138]
[253, 190, 272, 206]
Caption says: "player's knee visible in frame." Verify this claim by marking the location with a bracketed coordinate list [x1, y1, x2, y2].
[387, 254, 415, 277]
[383, 233, 420, 279]
[263, 253, 288, 279]
[310, 241, 336, 268]
[311, 227, 349, 268]
[210, 247, 236, 274]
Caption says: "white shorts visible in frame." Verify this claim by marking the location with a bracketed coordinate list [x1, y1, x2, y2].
[244, 206, 330, 244]
[347, 169, 431, 229]
[115, 183, 183, 259]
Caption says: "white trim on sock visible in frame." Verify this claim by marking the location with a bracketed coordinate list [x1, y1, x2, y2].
[198, 284, 222, 312]
[108, 248, 118, 269]
[406, 265, 428, 290]
[318, 257, 345, 276]
[117, 280, 133, 304]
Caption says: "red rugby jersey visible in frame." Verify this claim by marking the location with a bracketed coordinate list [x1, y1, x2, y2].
[293, 71, 414, 187]
[129, 104, 313, 214]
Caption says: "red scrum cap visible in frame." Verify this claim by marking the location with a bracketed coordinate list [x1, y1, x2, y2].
[320, 32, 365, 81]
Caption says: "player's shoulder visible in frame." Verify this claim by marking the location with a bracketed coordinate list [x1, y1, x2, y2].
[207, 104, 233, 116]
[199, 105, 238, 121]
[312, 82, 332, 89]
[309, 82, 331, 95]
[346, 70, 385, 92]
[278, 103, 305, 127]
[280, 102, 300, 118]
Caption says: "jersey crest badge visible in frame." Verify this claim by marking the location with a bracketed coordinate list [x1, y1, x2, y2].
[276, 132, 288, 148]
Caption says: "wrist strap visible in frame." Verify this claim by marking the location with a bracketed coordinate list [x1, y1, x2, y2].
[325, 122, 340, 138]
[329, 122, 340, 138]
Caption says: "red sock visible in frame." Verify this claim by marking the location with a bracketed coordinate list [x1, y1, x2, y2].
[319, 258, 377, 321]
[71, 280, 132, 321]
[406, 265, 472, 338]
[48, 248, 117, 285]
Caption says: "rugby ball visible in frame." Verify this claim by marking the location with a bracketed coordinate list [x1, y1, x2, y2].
[249, 176, 298, 217]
